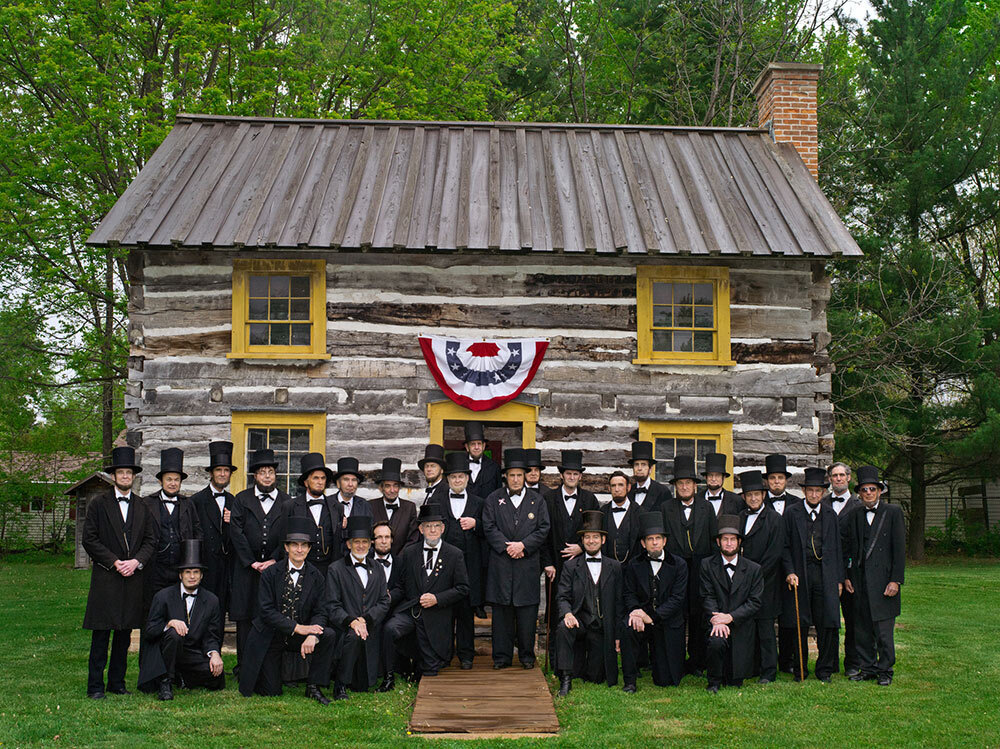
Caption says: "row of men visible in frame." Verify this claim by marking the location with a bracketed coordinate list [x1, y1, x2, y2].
[82, 422, 904, 701]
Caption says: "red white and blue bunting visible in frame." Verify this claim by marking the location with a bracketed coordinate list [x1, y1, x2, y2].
[418, 336, 549, 411]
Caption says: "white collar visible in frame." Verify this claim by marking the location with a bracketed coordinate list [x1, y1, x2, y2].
[160, 490, 177, 502]
[209, 483, 229, 494]
[288, 562, 305, 573]
[832, 490, 850, 501]
[721, 554, 738, 567]
[637, 478, 651, 490]
[706, 488, 724, 498]
[115, 489, 130, 500]
[257, 486, 277, 498]
[805, 500, 822, 513]
[585, 552, 602, 560]
[611, 498, 630, 511]
[508, 490, 524, 501]
[562, 487, 579, 499]
[376, 553, 392, 562]
[866, 502, 880, 512]
[306, 492, 325, 501]
[181, 584, 198, 596]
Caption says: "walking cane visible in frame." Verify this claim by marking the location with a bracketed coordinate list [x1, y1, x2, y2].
[544, 576, 553, 676]
[792, 579, 805, 681]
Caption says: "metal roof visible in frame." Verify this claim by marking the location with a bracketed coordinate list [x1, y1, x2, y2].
[88, 114, 861, 257]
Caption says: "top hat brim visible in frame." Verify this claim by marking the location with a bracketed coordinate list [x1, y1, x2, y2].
[417, 457, 446, 470]
[156, 469, 188, 480]
[284, 532, 314, 543]
[855, 480, 886, 492]
[577, 525, 607, 536]
[628, 457, 657, 467]
[716, 528, 742, 538]
[558, 463, 586, 472]
[333, 469, 363, 482]
[669, 473, 700, 484]
[298, 467, 336, 487]
[702, 469, 731, 479]
[205, 462, 238, 473]
[445, 466, 470, 475]
[249, 460, 280, 472]
[105, 463, 142, 474]
[178, 561, 208, 570]
[418, 513, 446, 524]
[764, 469, 793, 479]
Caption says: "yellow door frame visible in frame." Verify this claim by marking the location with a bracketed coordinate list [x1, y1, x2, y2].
[427, 400, 538, 447]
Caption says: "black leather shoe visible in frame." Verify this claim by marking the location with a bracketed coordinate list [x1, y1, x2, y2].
[422, 670, 438, 677]
[758, 677, 774, 685]
[333, 683, 349, 700]
[522, 661, 535, 670]
[157, 681, 173, 701]
[375, 675, 395, 693]
[460, 660, 473, 670]
[107, 687, 131, 695]
[818, 675, 831, 683]
[493, 662, 510, 670]
[878, 675, 892, 686]
[848, 673, 866, 682]
[622, 682, 636, 694]
[475, 606, 488, 619]
[87, 691, 105, 700]
[706, 684, 720, 694]
[557, 675, 572, 697]
[845, 668, 861, 678]
[305, 684, 331, 705]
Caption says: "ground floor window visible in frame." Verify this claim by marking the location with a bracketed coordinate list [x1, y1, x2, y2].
[638, 419, 734, 489]
[230, 411, 327, 494]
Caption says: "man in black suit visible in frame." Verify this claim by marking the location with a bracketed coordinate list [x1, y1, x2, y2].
[229, 448, 293, 676]
[782, 467, 844, 682]
[139, 540, 225, 699]
[628, 440, 672, 513]
[602, 471, 642, 565]
[702, 515, 764, 693]
[826, 461, 863, 676]
[330, 456, 374, 538]
[765, 453, 801, 674]
[554, 510, 624, 696]
[845, 466, 905, 686]
[326, 515, 391, 699]
[465, 421, 502, 497]
[190, 441, 237, 613]
[378, 504, 470, 691]
[483, 448, 551, 669]
[736, 469, 784, 684]
[370, 458, 419, 556]
[238, 517, 336, 704]
[441, 451, 486, 667]
[371, 520, 409, 683]
[419, 445, 449, 505]
[82, 446, 156, 699]
[524, 448, 545, 493]
[620, 512, 687, 693]
[288, 452, 340, 577]
[662, 455, 717, 676]
[698, 453, 743, 518]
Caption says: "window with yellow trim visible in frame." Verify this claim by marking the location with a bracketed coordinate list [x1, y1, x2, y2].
[635, 266, 732, 365]
[638, 420, 734, 490]
[230, 259, 329, 359]
[231, 411, 327, 494]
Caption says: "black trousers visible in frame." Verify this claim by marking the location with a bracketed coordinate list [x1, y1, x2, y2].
[621, 624, 684, 687]
[706, 634, 743, 688]
[841, 587, 859, 672]
[491, 604, 538, 666]
[159, 629, 225, 690]
[554, 620, 605, 682]
[683, 556, 707, 672]
[778, 626, 797, 672]
[795, 566, 838, 680]
[384, 611, 446, 674]
[252, 631, 335, 695]
[752, 618, 777, 681]
[452, 597, 477, 664]
[87, 629, 131, 694]
[855, 587, 896, 678]
[235, 619, 251, 672]
[336, 629, 371, 689]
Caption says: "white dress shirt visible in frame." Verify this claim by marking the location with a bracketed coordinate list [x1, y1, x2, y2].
[338, 493, 354, 518]
[181, 584, 198, 617]
[423, 542, 441, 575]
[508, 490, 525, 510]
[257, 487, 277, 514]
[288, 562, 304, 587]
[610, 498, 630, 528]
[115, 489, 131, 522]
[351, 555, 369, 587]
[374, 553, 393, 581]
[585, 553, 602, 583]
[305, 493, 325, 525]
[210, 485, 227, 517]
[744, 506, 762, 534]
[722, 555, 737, 579]
[633, 479, 651, 506]
[768, 493, 785, 516]
[160, 490, 177, 515]
[681, 499, 694, 521]
[562, 488, 577, 516]
[649, 553, 663, 576]
[449, 491, 467, 520]
[469, 455, 482, 482]
[866, 502, 880, 525]
[705, 491, 723, 516]
[830, 491, 851, 515]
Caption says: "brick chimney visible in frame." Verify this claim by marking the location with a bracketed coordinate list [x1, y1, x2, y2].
[752, 62, 823, 178]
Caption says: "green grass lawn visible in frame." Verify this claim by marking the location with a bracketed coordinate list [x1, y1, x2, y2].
[1, 553, 998, 748]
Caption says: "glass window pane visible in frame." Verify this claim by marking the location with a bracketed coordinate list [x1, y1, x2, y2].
[290, 299, 310, 320]
[249, 323, 269, 345]
[269, 275, 289, 296]
[269, 428, 289, 453]
[652, 306, 672, 326]
[694, 306, 713, 328]
[270, 324, 290, 345]
[697, 440, 716, 463]
[654, 438, 675, 462]
[674, 306, 692, 328]
[693, 332, 714, 352]
[269, 298, 289, 320]
[248, 298, 268, 320]
[290, 324, 311, 346]
[674, 283, 692, 305]
[248, 428, 268, 452]
[693, 283, 713, 305]
[249, 275, 268, 297]
[675, 438, 696, 457]
[290, 276, 310, 297]
[673, 330, 692, 352]
[652, 282, 672, 304]
[652, 330, 673, 352]
[290, 429, 311, 452]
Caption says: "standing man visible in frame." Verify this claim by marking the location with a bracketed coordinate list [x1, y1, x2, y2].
[441, 451, 486, 667]
[846, 466, 905, 686]
[371, 457, 419, 556]
[288, 452, 340, 577]
[620, 512, 687, 693]
[418, 445, 449, 505]
[331, 456, 373, 536]
[326, 515, 391, 698]
[554, 510, 624, 696]
[826, 461, 862, 677]
[379, 504, 470, 690]
[736, 469, 784, 684]
[781, 467, 843, 682]
[602, 471, 642, 565]
[229, 448, 293, 675]
[238, 517, 336, 704]
[138, 540, 225, 699]
[701, 515, 764, 693]
[662, 455, 717, 676]
[83, 446, 156, 699]
[190, 441, 237, 613]
[482, 448, 551, 670]
[524, 448, 545, 493]
[764, 453, 801, 674]
[628, 441, 672, 513]
[465, 422, 502, 497]
[698, 453, 743, 519]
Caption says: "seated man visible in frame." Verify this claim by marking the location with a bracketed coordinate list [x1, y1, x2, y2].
[554, 510, 624, 696]
[237, 517, 336, 705]
[138, 540, 224, 700]
[378, 504, 469, 691]
[701, 515, 764, 693]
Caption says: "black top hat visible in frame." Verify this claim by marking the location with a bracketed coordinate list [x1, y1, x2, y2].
[639, 511, 667, 538]
[629, 441, 656, 467]
[717, 514, 742, 538]
[378, 457, 403, 483]
[503, 448, 527, 471]
[670, 455, 700, 484]
[464, 421, 486, 443]
[156, 448, 188, 481]
[298, 452, 335, 487]
[557, 450, 586, 473]
[417, 503, 445, 524]
[702, 452, 731, 478]
[524, 448, 543, 469]
[178, 539, 207, 570]
[418, 444, 447, 470]
[205, 440, 238, 473]
[764, 454, 792, 479]
[333, 456, 363, 482]
[854, 465, 886, 492]
[737, 470, 765, 494]
[577, 509, 606, 536]
[105, 446, 142, 474]
[345, 514, 373, 541]
[802, 467, 829, 488]
[248, 449, 279, 473]
[444, 452, 470, 475]
[285, 516, 315, 544]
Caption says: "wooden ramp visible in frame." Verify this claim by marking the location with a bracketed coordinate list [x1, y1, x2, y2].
[408, 657, 559, 739]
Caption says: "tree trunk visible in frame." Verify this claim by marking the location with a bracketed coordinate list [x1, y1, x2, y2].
[907, 444, 926, 560]
[101, 250, 114, 461]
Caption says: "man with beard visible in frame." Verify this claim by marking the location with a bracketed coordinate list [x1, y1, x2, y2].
[330, 456, 373, 545]
[602, 471, 642, 565]
[524, 448, 545, 493]
[764, 453, 801, 674]
[465, 422, 502, 497]
[371, 457, 419, 556]
[698, 453, 743, 518]
[419, 445, 449, 505]
[628, 441, 672, 513]
[190, 441, 237, 613]
[826, 461, 862, 677]
[288, 452, 340, 576]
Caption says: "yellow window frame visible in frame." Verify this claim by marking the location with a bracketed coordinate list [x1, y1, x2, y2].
[638, 419, 735, 490]
[230, 411, 327, 494]
[229, 258, 330, 360]
[427, 400, 538, 448]
[635, 265, 733, 365]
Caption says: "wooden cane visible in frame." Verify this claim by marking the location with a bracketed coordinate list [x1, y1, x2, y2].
[544, 575, 553, 675]
[792, 579, 805, 680]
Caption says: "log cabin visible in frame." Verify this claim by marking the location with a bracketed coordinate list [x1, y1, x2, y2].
[88, 62, 861, 498]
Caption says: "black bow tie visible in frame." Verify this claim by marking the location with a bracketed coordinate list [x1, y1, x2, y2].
[508, 493, 522, 501]
[384, 502, 399, 510]
[682, 502, 693, 509]
[161, 498, 177, 505]
[117, 496, 131, 504]
[183, 592, 197, 599]
[833, 496, 848, 503]
[612, 506, 627, 513]
[450, 493, 464, 499]
[564, 494, 577, 500]
[354, 561, 367, 569]
[586, 556, 601, 563]
[867, 507, 877, 514]
[257, 492, 275, 500]
[634, 487, 647, 495]
[376, 557, 390, 567]
[725, 563, 736, 571]
[423, 547, 437, 554]
[809, 509, 819, 520]
[306, 499, 324, 507]
[212, 492, 227, 499]
[340, 500, 351, 507]
[649, 555, 663, 562]
[746, 508, 760, 515]
[469, 457, 481, 464]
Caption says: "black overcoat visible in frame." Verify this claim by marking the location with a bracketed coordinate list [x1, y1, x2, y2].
[228, 488, 292, 620]
[628, 479, 672, 514]
[541, 486, 600, 571]
[369, 497, 420, 557]
[442, 490, 486, 607]
[138, 584, 223, 691]
[601, 501, 643, 564]
[698, 488, 745, 518]
[738, 506, 785, 619]
[469, 455, 502, 498]
[483, 488, 551, 607]
[326, 556, 390, 688]
[287, 493, 346, 572]
[780, 502, 844, 629]
[663, 497, 718, 559]
[700, 554, 763, 681]
[846, 502, 906, 621]
[556, 555, 624, 685]
[190, 486, 233, 606]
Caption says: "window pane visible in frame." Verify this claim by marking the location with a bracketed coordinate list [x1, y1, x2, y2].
[697, 440, 716, 463]
[290, 429, 311, 452]
[652, 282, 672, 304]
[693, 283, 713, 305]
[290, 299, 310, 320]
[269, 298, 289, 321]
[269, 429, 289, 453]
[693, 306, 713, 328]
[673, 330, 692, 352]
[248, 428, 268, 452]
[249, 323, 269, 345]
[291, 324, 311, 346]
[652, 306, 672, 326]
[675, 438, 696, 457]
[674, 283, 692, 305]
[269, 275, 290, 296]
[248, 298, 268, 320]
[693, 332, 714, 352]
[674, 306, 692, 327]
[290, 276, 310, 297]
[654, 438, 675, 462]
[270, 324, 290, 345]
[652, 330, 673, 352]
[249, 275, 268, 296]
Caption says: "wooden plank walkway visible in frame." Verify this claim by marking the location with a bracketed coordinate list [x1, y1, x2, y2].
[408, 656, 559, 739]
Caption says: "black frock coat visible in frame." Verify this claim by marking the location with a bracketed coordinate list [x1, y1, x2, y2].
[142, 493, 203, 607]
[190, 486, 233, 606]
[556, 555, 624, 685]
[738, 506, 785, 620]
[138, 583, 223, 691]
[601, 501, 643, 564]
[325, 556, 391, 687]
[628, 480, 672, 514]
[541, 486, 600, 571]
[369, 497, 420, 558]
[846, 502, 906, 621]
[469, 455, 503, 498]
[483, 488, 551, 607]
[698, 488, 745, 518]
[287, 493, 347, 574]
[780, 502, 844, 629]
[700, 554, 764, 681]
[442, 490, 486, 607]
[228, 488, 293, 620]
[82, 491, 157, 630]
